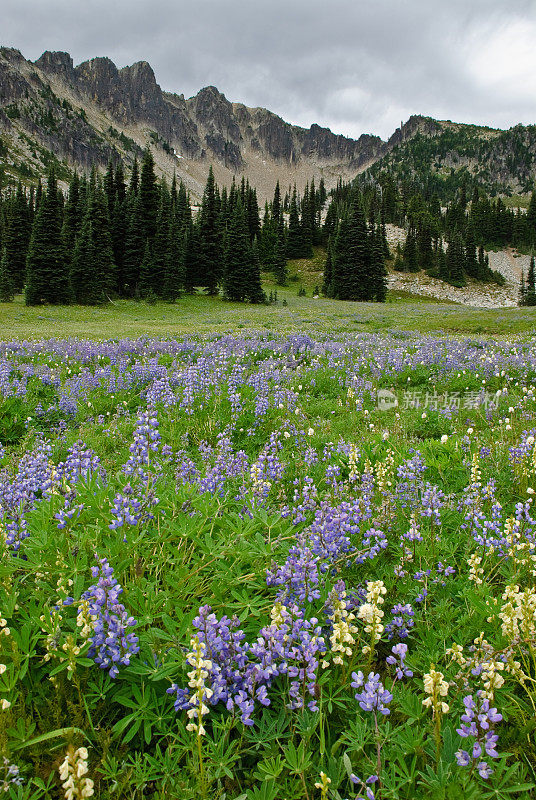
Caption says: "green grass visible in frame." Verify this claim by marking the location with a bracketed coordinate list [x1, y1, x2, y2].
[2, 286, 536, 340]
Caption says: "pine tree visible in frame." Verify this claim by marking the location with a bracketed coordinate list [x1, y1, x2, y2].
[446, 235, 466, 286]
[70, 183, 115, 304]
[248, 239, 265, 303]
[346, 195, 372, 300]
[322, 240, 333, 296]
[122, 195, 145, 296]
[128, 157, 139, 196]
[286, 188, 303, 259]
[330, 215, 351, 299]
[526, 256, 536, 306]
[139, 240, 156, 299]
[223, 200, 251, 302]
[527, 190, 536, 246]
[139, 148, 159, 241]
[4, 182, 30, 291]
[164, 210, 185, 302]
[371, 228, 388, 302]
[519, 269, 527, 306]
[464, 224, 479, 278]
[300, 183, 314, 257]
[272, 181, 281, 222]
[0, 247, 14, 302]
[103, 159, 116, 212]
[272, 214, 288, 286]
[402, 225, 419, 272]
[25, 168, 71, 305]
[150, 189, 171, 296]
[198, 167, 222, 294]
[62, 173, 81, 256]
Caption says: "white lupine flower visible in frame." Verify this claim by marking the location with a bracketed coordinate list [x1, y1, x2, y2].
[422, 666, 449, 715]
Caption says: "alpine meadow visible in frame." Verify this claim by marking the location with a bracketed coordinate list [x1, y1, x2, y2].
[4, 4, 536, 799]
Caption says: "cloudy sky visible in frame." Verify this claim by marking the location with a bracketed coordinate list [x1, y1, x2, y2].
[2, 0, 536, 140]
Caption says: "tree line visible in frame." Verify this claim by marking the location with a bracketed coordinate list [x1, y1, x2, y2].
[0, 152, 333, 305]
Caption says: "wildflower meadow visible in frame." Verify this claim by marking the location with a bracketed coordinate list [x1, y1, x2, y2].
[1, 330, 536, 799]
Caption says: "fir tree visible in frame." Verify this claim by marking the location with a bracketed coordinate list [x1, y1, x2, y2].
[4, 182, 30, 291]
[222, 200, 251, 302]
[248, 239, 265, 303]
[139, 148, 159, 240]
[272, 181, 281, 222]
[519, 268, 527, 307]
[286, 188, 304, 259]
[25, 168, 71, 305]
[139, 240, 156, 299]
[62, 173, 81, 256]
[150, 189, 172, 296]
[272, 214, 288, 286]
[526, 256, 536, 306]
[322, 240, 333, 296]
[122, 195, 145, 296]
[70, 184, 115, 304]
[0, 247, 14, 302]
[371, 228, 388, 302]
[198, 167, 222, 294]
[164, 211, 185, 302]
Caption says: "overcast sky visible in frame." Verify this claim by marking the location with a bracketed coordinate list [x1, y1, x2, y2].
[2, 0, 536, 140]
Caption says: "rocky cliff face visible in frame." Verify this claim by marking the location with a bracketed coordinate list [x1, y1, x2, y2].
[0, 46, 528, 200]
[0, 46, 396, 197]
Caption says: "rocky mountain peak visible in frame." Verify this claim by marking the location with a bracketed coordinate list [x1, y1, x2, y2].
[34, 50, 74, 81]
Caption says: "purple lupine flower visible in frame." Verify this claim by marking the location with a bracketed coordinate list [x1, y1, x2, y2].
[80, 556, 139, 678]
[386, 643, 413, 680]
[455, 693, 502, 779]
[351, 671, 392, 716]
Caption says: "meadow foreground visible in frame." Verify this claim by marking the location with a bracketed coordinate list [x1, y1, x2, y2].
[1, 329, 536, 799]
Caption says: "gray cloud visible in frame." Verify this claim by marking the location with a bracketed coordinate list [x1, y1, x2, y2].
[2, 0, 535, 139]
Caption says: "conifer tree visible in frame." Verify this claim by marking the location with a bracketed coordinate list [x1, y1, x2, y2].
[139, 240, 156, 299]
[4, 182, 30, 291]
[272, 214, 288, 286]
[402, 226, 419, 272]
[322, 239, 333, 296]
[122, 195, 145, 296]
[371, 228, 388, 302]
[527, 190, 536, 246]
[300, 183, 314, 257]
[446, 235, 466, 286]
[62, 173, 81, 256]
[150, 188, 171, 296]
[128, 156, 139, 196]
[25, 168, 70, 305]
[223, 200, 251, 301]
[346, 195, 372, 300]
[164, 211, 185, 302]
[70, 184, 115, 304]
[103, 159, 115, 212]
[272, 181, 281, 222]
[526, 255, 536, 306]
[198, 167, 222, 294]
[286, 188, 303, 259]
[139, 148, 159, 241]
[248, 239, 265, 303]
[0, 247, 14, 302]
[519, 268, 527, 306]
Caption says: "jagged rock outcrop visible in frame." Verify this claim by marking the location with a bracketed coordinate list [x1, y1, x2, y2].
[1, 45, 534, 199]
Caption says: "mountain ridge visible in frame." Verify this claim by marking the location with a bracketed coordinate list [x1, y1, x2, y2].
[0, 46, 534, 200]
